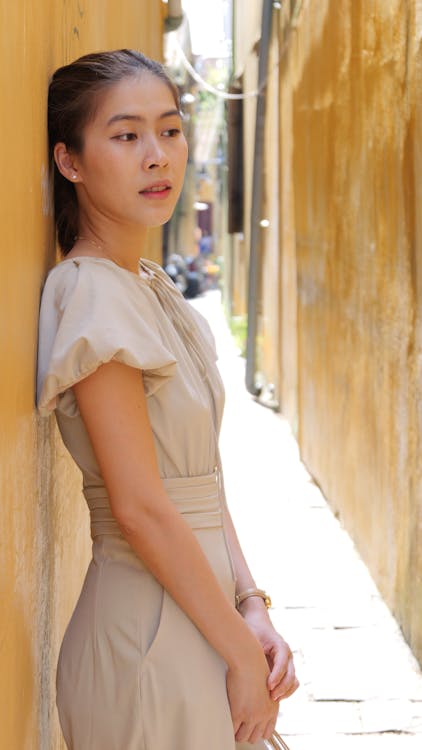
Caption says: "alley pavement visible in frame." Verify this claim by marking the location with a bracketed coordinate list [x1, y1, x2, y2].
[190, 290, 422, 750]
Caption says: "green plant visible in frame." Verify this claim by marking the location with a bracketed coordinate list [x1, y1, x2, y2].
[229, 315, 248, 357]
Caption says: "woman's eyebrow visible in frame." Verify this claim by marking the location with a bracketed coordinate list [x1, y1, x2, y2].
[107, 109, 181, 126]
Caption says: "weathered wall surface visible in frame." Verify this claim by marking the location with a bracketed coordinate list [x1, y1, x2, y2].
[230, 0, 422, 664]
[0, 3, 163, 748]
[289, 0, 421, 661]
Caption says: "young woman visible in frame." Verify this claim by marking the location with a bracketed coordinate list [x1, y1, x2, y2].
[37, 49, 298, 750]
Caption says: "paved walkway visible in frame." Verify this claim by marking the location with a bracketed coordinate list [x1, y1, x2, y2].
[190, 290, 422, 750]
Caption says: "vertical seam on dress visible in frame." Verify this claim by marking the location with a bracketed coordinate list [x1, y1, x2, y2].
[137, 576, 147, 750]
[138, 648, 147, 750]
[88, 556, 103, 749]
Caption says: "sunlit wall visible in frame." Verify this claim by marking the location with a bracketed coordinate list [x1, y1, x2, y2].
[0, 2, 163, 747]
[290, 0, 422, 664]
[231, 0, 422, 664]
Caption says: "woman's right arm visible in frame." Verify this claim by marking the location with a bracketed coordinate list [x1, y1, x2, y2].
[73, 359, 278, 743]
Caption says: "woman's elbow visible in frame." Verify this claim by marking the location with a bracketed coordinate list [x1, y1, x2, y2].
[110, 491, 171, 538]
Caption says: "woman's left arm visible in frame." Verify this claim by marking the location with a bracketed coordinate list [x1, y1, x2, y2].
[223, 508, 299, 702]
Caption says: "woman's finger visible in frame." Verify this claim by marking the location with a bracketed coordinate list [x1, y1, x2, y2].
[275, 662, 297, 699]
[277, 676, 300, 702]
[269, 655, 297, 698]
[271, 671, 300, 702]
[231, 714, 242, 736]
[263, 715, 278, 741]
[235, 721, 254, 743]
[267, 641, 292, 690]
[248, 720, 274, 745]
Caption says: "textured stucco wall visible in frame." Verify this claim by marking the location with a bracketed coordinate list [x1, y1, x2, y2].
[290, 0, 422, 662]
[230, 0, 422, 664]
[0, 3, 163, 748]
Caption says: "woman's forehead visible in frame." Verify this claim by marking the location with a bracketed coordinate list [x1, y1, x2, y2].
[92, 74, 178, 126]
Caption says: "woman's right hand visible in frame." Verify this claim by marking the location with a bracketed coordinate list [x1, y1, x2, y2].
[226, 641, 279, 744]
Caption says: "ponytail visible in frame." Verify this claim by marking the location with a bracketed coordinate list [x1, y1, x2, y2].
[53, 168, 79, 254]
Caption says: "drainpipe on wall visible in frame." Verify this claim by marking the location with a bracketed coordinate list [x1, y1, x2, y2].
[245, 0, 273, 395]
[165, 0, 184, 32]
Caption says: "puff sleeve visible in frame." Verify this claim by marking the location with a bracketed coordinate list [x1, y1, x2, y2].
[36, 260, 177, 417]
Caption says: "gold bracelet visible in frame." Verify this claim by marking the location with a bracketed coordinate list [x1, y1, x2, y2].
[235, 588, 272, 610]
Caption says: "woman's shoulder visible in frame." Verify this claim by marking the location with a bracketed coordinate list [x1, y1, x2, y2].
[38, 255, 170, 346]
[37, 256, 177, 416]
[41, 256, 144, 310]
[43, 255, 137, 287]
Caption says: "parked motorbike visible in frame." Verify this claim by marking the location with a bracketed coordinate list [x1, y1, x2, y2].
[164, 254, 206, 299]
[164, 254, 188, 295]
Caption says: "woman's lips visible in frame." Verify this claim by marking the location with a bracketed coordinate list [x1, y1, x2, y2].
[139, 184, 172, 200]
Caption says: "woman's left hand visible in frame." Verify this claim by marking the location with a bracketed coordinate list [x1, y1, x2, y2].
[240, 600, 299, 702]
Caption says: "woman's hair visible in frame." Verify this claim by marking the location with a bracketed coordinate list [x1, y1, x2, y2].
[48, 49, 180, 254]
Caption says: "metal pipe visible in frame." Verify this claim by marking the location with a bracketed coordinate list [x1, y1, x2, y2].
[165, 0, 184, 32]
[245, 0, 273, 394]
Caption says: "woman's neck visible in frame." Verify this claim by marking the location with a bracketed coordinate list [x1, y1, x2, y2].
[70, 221, 149, 274]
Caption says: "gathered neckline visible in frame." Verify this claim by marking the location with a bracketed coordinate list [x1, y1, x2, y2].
[57, 255, 154, 282]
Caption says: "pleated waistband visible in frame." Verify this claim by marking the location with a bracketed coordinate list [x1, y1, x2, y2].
[84, 471, 222, 538]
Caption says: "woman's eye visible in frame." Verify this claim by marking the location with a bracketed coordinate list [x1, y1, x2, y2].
[162, 128, 181, 138]
[114, 133, 137, 141]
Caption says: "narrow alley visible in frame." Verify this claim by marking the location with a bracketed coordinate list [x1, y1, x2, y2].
[191, 290, 422, 750]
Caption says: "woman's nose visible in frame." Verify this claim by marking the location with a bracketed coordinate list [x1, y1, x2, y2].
[142, 138, 169, 170]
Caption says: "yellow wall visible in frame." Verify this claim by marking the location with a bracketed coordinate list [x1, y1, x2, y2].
[290, 0, 422, 662]
[231, 0, 422, 664]
[0, 2, 163, 747]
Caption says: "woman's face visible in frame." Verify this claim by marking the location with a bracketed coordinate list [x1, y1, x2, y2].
[72, 73, 188, 229]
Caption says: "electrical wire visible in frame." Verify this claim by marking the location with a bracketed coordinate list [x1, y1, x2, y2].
[172, 0, 304, 101]
[174, 42, 260, 100]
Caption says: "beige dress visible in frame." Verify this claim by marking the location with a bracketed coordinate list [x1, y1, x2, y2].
[37, 257, 265, 750]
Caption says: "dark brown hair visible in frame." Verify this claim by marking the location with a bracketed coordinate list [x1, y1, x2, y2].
[48, 49, 180, 254]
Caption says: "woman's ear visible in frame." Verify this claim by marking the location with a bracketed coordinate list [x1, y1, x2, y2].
[53, 142, 81, 183]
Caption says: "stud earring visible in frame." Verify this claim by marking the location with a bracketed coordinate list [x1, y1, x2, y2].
[72, 174, 77, 180]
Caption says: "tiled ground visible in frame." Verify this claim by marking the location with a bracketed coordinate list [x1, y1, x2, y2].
[190, 290, 422, 750]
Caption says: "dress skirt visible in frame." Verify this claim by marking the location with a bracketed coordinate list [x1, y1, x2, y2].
[56, 473, 266, 750]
